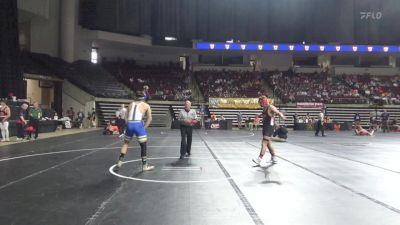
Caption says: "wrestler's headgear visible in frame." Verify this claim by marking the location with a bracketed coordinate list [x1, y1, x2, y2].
[136, 91, 145, 100]
[258, 95, 269, 106]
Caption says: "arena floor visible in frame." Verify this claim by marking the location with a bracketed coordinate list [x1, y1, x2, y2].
[0, 128, 399, 225]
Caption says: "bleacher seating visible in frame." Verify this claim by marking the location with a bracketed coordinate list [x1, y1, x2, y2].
[208, 107, 322, 128]
[195, 70, 264, 100]
[171, 104, 200, 119]
[340, 75, 400, 105]
[96, 101, 171, 127]
[95, 100, 400, 130]
[102, 61, 191, 101]
[209, 106, 400, 129]
[267, 71, 368, 104]
[70, 60, 132, 99]
[21, 52, 132, 99]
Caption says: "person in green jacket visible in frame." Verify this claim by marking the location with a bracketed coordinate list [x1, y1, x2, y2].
[28, 102, 42, 140]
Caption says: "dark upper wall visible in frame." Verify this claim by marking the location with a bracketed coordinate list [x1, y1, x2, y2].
[79, 0, 400, 46]
[0, 0, 25, 98]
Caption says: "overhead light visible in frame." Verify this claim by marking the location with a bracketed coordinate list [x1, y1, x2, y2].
[91, 48, 98, 64]
[165, 37, 177, 41]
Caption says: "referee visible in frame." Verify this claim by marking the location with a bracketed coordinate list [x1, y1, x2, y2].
[315, 108, 326, 137]
[178, 100, 198, 159]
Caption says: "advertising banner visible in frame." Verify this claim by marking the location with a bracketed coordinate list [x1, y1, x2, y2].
[209, 98, 271, 109]
[296, 102, 324, 108]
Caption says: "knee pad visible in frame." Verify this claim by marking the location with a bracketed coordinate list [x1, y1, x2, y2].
[137, 136, 148, 143]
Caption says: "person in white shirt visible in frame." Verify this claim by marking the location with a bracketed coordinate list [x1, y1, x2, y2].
[178, 100, 198, 159]
[0, 101, 11, 142]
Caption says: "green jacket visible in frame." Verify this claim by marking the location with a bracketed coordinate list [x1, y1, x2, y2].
[30, 107, 43, 119]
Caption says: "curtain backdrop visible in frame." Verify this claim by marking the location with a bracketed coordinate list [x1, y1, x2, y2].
[79, 0, 400, 45]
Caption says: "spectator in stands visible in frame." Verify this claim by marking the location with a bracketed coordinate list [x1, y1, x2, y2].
[0, 101, 11, 142]
[369, 113, 378, 131]
[103, 120, 119, 135]
[86, 111, 92, 128]
[254, 115, 261, 131]
[103, 60, 190, 100]
[354, 113, 361, 124]
[197, 105, 205, 129]
[195, 70, 263, 99]
[143, 85, 150, 102]
[219, 115, 225, 121]
[237, 111, 243, 129]
[76, 109, 85, 129]
[116, 104, 127, 134]
[210, 113, 217, 122]
[305, 113, 311, 123]
[204, 117, 211, 129]
[178, 100, 198, 159]
[245, 116, 253, 131]
[390, 119, 399, 131]
[293, 113, 298, 130]
[16, 103, 29, 141]
[54, 112, 59, 120]
[269, 72, 373, 104]
[7, 91, 15, 101]
[67, 107, 75, 121]
[381, 110, 390, 132]
[28, 102, 42, 140]
[90, 108, 97, 128]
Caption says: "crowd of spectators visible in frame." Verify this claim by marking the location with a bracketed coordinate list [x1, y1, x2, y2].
[195, 70, 264, 99]
[268, 71, 368, 104]
[340, 75, 400, 105]
[103, 60, 191, 101]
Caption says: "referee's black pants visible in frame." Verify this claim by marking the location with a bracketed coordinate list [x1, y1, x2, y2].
[315, 120, 324, 136]
[180, 125, 193, 156]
